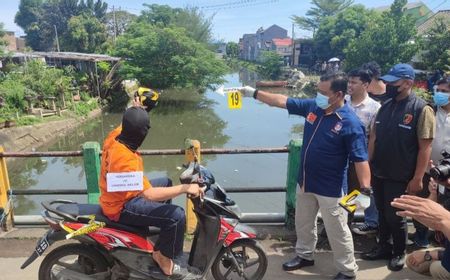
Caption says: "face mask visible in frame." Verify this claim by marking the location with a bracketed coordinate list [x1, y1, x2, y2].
[433, 91, 450, 107]
[385, 84, 401, 98]
[315, 92, 330, 109]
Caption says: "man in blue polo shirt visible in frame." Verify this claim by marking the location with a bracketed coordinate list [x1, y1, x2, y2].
[240, 72, 372, 280]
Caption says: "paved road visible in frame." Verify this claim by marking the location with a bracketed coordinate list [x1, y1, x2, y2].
[0, 227, 429, 280]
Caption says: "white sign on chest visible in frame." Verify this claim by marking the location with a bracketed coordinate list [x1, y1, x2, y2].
[107, 171, 144, 192]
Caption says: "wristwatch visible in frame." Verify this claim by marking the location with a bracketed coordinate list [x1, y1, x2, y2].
[424, 250, 432, 261]
[360, 187, 373, 196]
[253, 89, 259, 99]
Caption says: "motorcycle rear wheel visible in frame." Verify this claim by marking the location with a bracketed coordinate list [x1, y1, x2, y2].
[38, 243, 109, 280]
[211, 239, 267, 280]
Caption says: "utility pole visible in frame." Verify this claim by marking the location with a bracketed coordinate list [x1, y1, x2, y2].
[112, 5, 117, 44]
[54, 25, 60, 52]
[291, 23, 295, 67]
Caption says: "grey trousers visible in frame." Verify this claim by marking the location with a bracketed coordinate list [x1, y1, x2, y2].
[295, 187, 358, 276]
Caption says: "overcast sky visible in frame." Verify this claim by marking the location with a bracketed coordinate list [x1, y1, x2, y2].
[2, 0, 449, 41]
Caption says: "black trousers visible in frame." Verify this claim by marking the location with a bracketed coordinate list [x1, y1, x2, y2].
[373, 176, 408, 256]
[412, 174, 431, 235]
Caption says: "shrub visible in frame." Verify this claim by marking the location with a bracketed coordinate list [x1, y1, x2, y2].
[72, 98, 99, 116]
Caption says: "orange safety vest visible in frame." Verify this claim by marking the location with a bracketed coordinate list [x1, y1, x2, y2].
[99, 136, 151, 221]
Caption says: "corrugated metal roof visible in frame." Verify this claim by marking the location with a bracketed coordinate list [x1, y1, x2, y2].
[32, 52, 121, 62]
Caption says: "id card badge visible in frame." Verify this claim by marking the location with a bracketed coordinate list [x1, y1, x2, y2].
[228, 91, 242, 109]
[107, 171, 144, 192]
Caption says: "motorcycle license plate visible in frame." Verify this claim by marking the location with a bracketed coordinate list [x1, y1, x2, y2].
[35, 236, 50, 256]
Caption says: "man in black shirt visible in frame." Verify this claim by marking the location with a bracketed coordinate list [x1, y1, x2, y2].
[362, 63, 436, 271]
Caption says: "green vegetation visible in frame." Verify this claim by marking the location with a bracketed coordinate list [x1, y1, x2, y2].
[12, 1, 228, 110]
[314, 5, 380, 61]
[226, 42, 239, 58]
[15, 0, 108, 52]
[71, 98, 99, 116]
[258, 51, 284, 79]
[344, 0, 420, 72]
[291, 0, 431, 73]
[0, 22, 6, 55]
[420, 18, 450, 71]
[292, 0, 354, 33]
[113, 4, 228, 90]
[0, 60, 98, 125]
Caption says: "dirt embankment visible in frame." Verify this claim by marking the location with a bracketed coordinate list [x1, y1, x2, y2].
[0, 109, 102, 153]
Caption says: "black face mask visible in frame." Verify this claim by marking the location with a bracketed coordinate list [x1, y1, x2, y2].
[386, 84, 401, 98]
[117, 107, 150, 151]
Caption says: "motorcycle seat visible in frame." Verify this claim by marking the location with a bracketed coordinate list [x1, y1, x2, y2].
[56, 203, 161, 236]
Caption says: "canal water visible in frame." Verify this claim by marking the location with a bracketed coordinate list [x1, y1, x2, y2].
[9, 72, 305, 216]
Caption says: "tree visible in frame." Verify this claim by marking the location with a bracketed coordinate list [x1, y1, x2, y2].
[0, 23, 6, 55]
[292, 0, 353, 33]
[64, 13, 107, 53]
[105, 9, 137, 39]
[15, 0, 43, 30]
[258, 51, 283, 79]
[15, 0, 108, 51]
[420, 18, 450, 71]
[114, 22, 228, 89]
[139, 4, 214, 45]
[313, 5, 380, 60]
[78, 0, 108, 21]
[344, 0, 420, 72]
[226, 42, 239, 58]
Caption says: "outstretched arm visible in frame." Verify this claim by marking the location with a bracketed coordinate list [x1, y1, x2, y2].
[240, 86, 287, 108]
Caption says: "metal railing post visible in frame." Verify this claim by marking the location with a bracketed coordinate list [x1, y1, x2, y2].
[185, 139, 201, 234]
[82, 142, 101, 204]
[285, 140, 302, 230]
[0, 146, 14, 231]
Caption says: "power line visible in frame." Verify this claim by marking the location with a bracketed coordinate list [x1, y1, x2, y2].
[422, 0, 448, 19]
[201, 0, 279, 11]
[200, 0, 265, 9]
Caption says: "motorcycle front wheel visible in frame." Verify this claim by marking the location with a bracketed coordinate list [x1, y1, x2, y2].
[38, 243, 109, 280]
[211, 239, 267, 280]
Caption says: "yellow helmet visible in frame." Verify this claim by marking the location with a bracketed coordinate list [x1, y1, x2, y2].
[135, 87, 159, 112]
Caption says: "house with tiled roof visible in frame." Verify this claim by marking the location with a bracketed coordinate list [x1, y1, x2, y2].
[375, 1, 433, 26]
[239, 24, 289, 62]
[417, 10, 450, 35]
[272, 38, 293, 65]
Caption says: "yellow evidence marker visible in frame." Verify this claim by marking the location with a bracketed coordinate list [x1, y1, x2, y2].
[227, 91, 242, 109]
[339, 190, 361, 213]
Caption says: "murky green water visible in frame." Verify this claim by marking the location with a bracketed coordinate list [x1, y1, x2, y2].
[9, 72, 305, 215]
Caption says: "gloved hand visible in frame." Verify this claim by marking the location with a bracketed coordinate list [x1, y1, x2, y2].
[239, 86, 257, 98]
[353, 193, 370, 210]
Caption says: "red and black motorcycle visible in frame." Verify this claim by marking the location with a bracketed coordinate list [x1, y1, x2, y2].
[21, 162, 268, 280]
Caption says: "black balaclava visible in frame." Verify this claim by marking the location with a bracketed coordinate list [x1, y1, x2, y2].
[116, 107, 150, 151]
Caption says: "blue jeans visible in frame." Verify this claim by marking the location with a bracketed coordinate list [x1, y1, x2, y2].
[118, 177, 186, 259]
[364, 194, 378, 227]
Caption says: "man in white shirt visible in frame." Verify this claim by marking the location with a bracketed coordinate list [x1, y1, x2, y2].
[431, 78, 450, 166]
[346, 69, 381, 235]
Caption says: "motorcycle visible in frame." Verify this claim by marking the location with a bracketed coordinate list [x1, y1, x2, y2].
[21, 161, 268, 280]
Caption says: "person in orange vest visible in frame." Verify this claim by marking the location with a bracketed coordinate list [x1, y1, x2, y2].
[99, 107, 204, 277]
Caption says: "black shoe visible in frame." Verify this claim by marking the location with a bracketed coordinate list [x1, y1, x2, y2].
[282, 256, 314, 271]
[388, 254, 405, 271]
[361, 246, 392, 260]
[333, 272, 356, 280]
